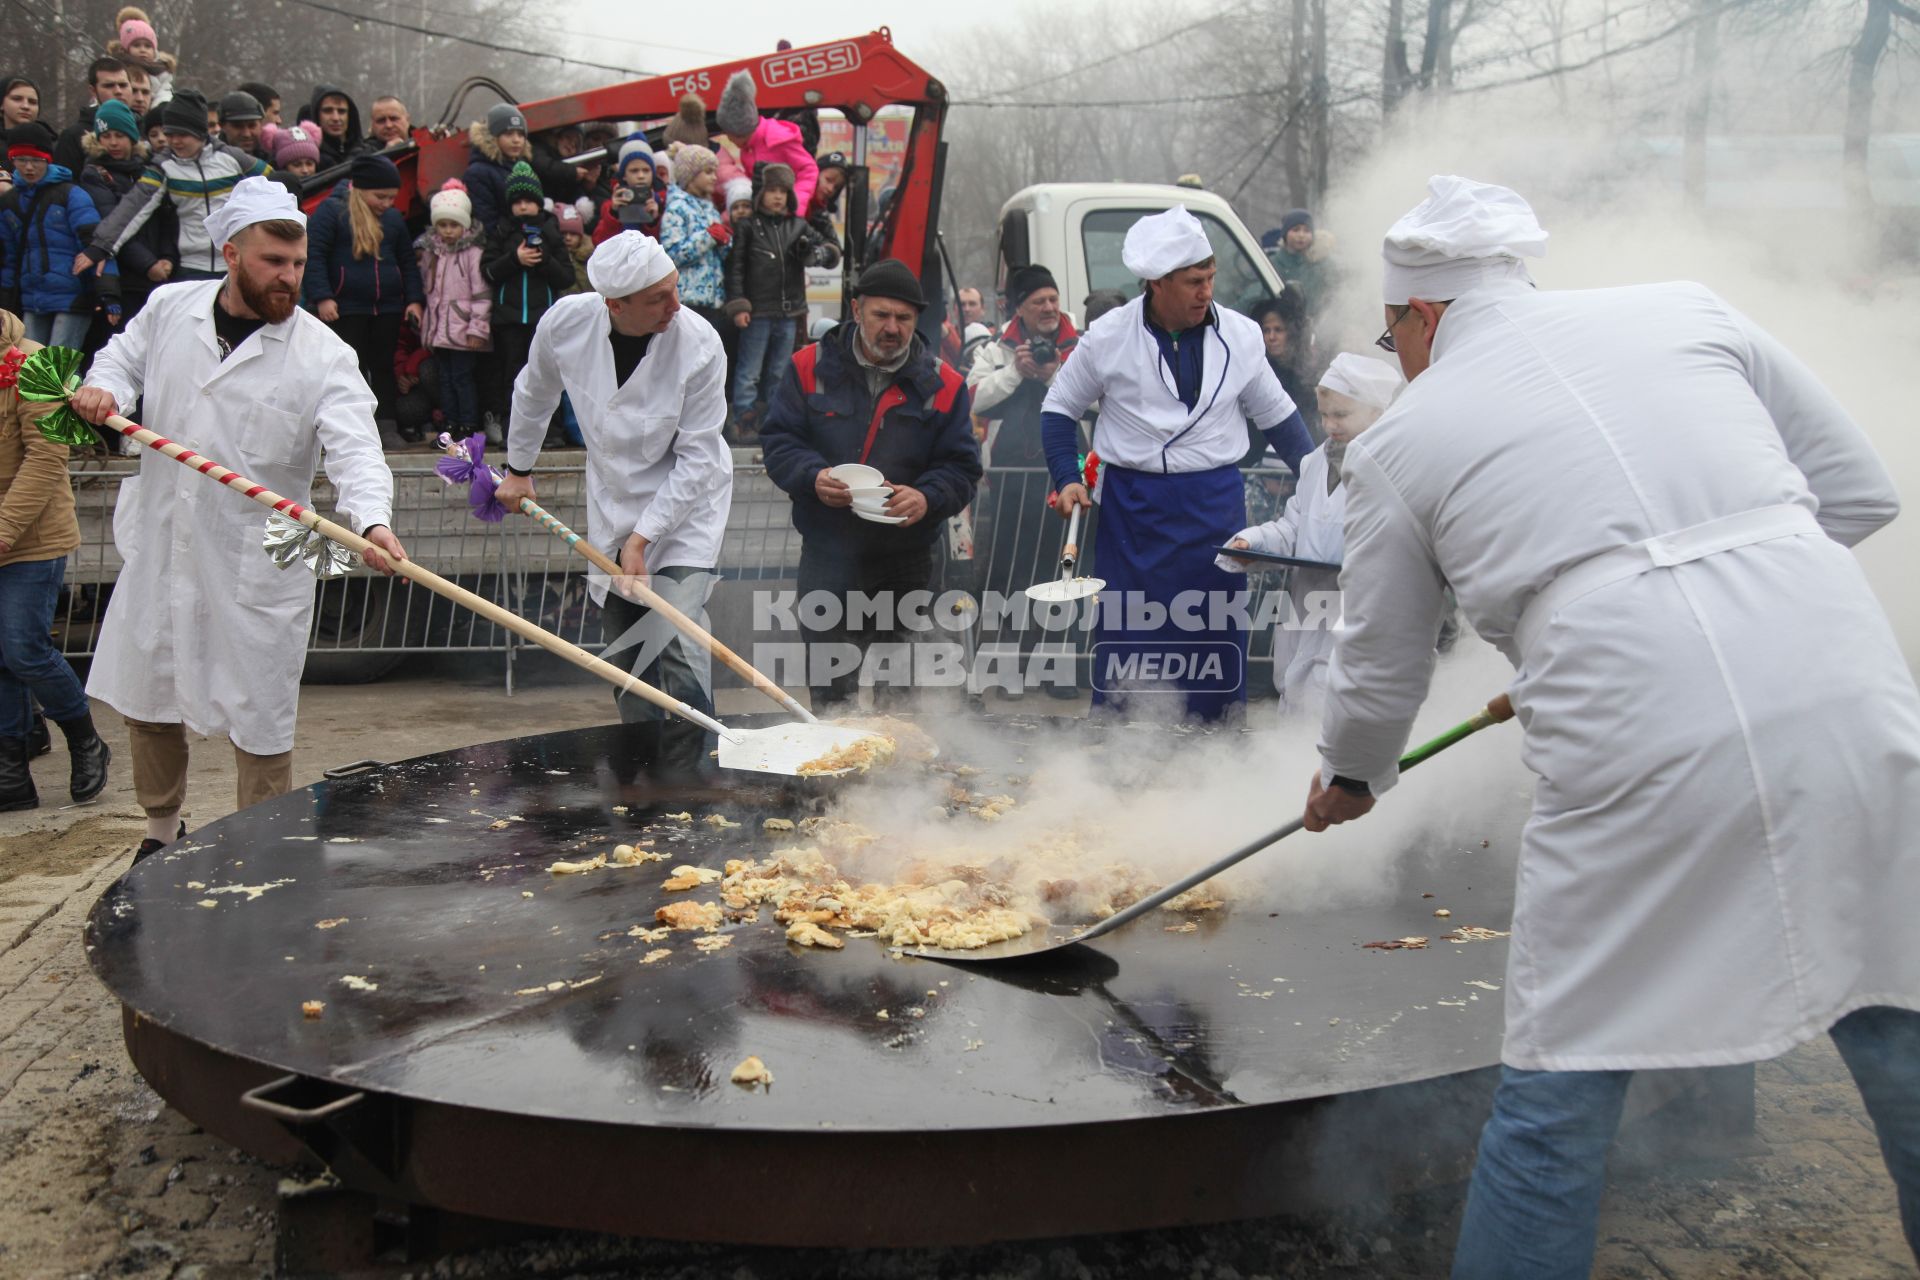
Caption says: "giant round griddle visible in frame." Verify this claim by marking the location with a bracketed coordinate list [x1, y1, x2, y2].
[87, 716, 1526, 1247]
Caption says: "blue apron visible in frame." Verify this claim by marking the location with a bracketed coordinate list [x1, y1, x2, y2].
[1091, 462, 1249, 721]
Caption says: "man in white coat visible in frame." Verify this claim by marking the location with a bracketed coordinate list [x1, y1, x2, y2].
[71, 177, 406, 859]
[1041, 206, 1313, 720]
[493, 231, 731, 774]
[1302, 175, 1920, 1277]
[1218, 352, 1402, 717]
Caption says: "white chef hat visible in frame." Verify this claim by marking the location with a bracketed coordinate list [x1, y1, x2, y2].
[1122, 205, 1215, 281]
[587, 230, 675, 298]
[1381, 175, 1547, 305]
[205, 176, 306, 250]
[1317, 352, 1404, 411]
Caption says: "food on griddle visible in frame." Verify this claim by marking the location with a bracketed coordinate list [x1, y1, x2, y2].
[609, 843, 664, 866]
[969, 795, 1017, 821]
[786, 920, 844, 949]
[703, 814, 741, 829]
[1363, 936, 1431, 951]
[1433, 908, 1453, 918]
[692, 934, 734, 952]
[549, 853, 606, 875]
[1165, 921, 1199, 934]
[655, 900, 723, 931]
[1163, 886, 1224, 912]
[730, 1055, 773, 1087]
[661, 865, 724, 892]
[641, 948, 672, 964]
[1443, 925, 1510, 942]
[838, 715, 939, 763]
[301, 1000, 325, 1019]
[797, 731, 898, 777]
[339, 974, 379, 990]
[315, 918, 347, 929]
[662, 811, 692, 822]
[763, 818, 795, 833]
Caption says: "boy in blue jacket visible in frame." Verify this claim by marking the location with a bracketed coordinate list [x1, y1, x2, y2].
[0, 121, 104, 350]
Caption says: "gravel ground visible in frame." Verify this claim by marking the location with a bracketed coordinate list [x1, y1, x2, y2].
[0, 660, 1913, 1280]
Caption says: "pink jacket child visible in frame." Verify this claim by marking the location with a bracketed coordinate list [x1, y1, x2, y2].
[415, 180, 491, 352]
[713, 71, 818, 214]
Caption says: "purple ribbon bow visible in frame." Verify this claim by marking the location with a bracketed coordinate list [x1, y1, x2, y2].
[435, 432, 508, 523]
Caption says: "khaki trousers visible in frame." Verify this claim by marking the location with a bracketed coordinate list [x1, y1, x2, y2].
[123, 718, 294, 818]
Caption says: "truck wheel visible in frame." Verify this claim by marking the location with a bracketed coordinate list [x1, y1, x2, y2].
[301, 578, 409, 685]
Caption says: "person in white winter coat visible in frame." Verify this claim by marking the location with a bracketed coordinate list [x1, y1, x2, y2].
[1301, 175, 1920, 1280]
[70, 178, 405, 860]
[1218, 352, 1402, 716]
[493, 232, 731, 776]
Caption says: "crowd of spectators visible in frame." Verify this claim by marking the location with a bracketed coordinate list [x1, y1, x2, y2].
[2, 18, 859, 449]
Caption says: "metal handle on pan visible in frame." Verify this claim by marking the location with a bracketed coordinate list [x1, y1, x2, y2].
[323, 760, 389, 779]
[240, 1074, 368, 1124]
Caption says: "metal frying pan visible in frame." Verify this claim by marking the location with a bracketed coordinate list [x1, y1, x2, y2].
[905, 693, 1516, 966]
[1025, 503, 1106, 604]
[1214, 545, 1343, 572]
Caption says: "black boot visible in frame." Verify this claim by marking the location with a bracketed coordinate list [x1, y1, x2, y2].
[0, 735, 37, 813]
[133, 820, 187, 864]
[55, 711, 111, 803]
[27, 713, 50, 758]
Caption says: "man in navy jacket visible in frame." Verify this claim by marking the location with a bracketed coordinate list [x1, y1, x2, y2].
[759, 260, 982, 710]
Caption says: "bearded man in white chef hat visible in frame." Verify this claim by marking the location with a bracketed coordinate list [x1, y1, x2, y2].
[1218, 351, 1402, 717]
[494, 230, 731, 776]
[70, 176, 406, 859]
[1038, 205, 1315, 721]
[1302, 175, 1920, 1278]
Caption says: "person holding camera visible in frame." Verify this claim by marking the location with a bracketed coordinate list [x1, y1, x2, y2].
[965, 264, 1082, 681]
[481, 161, 574, 424]
[590, 137, 664, 245]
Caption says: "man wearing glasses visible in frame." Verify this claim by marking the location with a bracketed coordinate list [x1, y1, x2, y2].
[1304, 174, 1920, 1280]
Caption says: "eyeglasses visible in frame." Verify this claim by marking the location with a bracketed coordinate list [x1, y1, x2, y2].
[1375, 305, 1411, 354]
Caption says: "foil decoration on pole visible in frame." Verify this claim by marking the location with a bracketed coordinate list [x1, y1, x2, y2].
[435, 431, 507, 522]
[263, 511, 356, 578]
[11, 347, 99, 447]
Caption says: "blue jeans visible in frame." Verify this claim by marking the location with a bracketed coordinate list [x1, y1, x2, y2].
[436, 347, 481, 431]
[1452, 1005, 1920, 1278]
[730, 314, 795, 416]
[23, 311, 91, 351]
[0, 557, 89, 738]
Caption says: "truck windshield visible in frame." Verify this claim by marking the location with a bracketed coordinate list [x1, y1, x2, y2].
[1081, 207, 1274, 316]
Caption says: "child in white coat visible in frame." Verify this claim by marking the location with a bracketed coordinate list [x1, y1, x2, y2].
[1219, 352, 1403, 716]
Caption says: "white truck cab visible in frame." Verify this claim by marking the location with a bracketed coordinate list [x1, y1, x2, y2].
[992, 183, 1283, 319]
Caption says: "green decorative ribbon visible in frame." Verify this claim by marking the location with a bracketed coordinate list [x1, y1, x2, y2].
[16, 347, 97, 447]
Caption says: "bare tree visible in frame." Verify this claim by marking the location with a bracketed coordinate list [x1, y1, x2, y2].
[1844, 0, 1920, 211]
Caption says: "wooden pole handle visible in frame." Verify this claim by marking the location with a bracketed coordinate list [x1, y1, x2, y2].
[514, 496, 815, 723]
[103, 414, 732, 740]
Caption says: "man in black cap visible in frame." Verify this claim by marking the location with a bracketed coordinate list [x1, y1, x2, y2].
[758, 259, 982, 711]
[218, 91, 267, 162]
[963, 262, 1083, 688]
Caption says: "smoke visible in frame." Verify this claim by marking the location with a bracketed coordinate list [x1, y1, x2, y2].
[1316, 104, 1920, 663]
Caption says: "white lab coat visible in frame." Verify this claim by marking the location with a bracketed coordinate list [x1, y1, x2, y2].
[1319, 280, 1920, 1072]
[85, 281, 395, 756]
[1220, 444, 1346, 715]
[508, 295, 731, 604]
[1042, 295, 1293, 479]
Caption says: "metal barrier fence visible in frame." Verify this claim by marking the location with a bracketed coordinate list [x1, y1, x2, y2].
[56, 456, 1298, 693]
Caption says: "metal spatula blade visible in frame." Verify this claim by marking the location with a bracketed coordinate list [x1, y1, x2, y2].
[716, 722, 892, 777]
[1025, 575, 1106, 604]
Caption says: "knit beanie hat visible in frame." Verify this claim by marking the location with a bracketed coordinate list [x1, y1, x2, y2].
[143, 103, 167, 136]
[1005, 264, 1058, 311]
[504, 160, 543, 203]
[350, 151, 402, 189]
[6, 120, 57, 160]
[616, 135, 655, 177]
[723, 176, 753, 208]
[552, 204, 584, 236]
[93, 98, 142, 140]
[1281, 208, 1313, 235]
[663, 94, 707, 149]
[486, 102, 527, 138]
[714, 71, 758, 138]
[428, 177, 471, 228]
[119, 14, 157, 48]
[160, 89, 209, 139]
[672, 144, 717, 189]
[272, 123, 320, 167]
[853, 259, 926, 310]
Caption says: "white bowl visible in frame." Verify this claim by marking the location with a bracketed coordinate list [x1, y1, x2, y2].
[851, 495, 891, 511]
[855, 509, 909, 525]
[846, 485, 892, 500]
[828, 463, 885, 488]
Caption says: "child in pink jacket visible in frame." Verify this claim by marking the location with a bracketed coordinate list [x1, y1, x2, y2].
[714, 71, 818, 214]
[414, 180, 490, 437]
